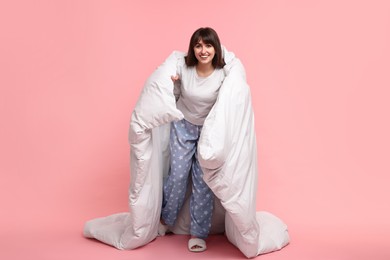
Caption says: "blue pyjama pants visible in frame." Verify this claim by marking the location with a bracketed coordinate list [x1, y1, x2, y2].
[161, 118, 214, 239]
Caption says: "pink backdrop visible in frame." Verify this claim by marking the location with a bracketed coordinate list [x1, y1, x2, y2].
[1, 1, 389, 259]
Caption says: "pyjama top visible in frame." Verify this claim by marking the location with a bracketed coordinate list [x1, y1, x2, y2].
[174, 65, 225, 126]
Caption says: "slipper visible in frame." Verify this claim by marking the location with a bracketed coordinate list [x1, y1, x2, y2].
[188, 238, 207, 252]
[158, 222, 170, 236]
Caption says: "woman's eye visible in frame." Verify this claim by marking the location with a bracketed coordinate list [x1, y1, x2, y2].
[206, 44, 212, 48]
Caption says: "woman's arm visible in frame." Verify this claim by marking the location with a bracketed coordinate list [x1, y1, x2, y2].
[172, 75, 181, 101]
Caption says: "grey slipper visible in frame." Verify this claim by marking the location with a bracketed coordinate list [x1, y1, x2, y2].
[158, 222, 170, 236]
[188, 238, 207, 252]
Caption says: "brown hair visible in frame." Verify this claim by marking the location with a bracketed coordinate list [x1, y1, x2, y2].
[185, 27, 225, 69]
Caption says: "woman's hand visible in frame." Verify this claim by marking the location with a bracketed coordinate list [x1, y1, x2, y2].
[171, 75, 179, 83]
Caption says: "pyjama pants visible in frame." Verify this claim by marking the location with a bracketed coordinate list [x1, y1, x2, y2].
[161, 118, 214, 239]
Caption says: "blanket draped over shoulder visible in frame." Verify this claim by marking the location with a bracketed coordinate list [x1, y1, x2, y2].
[83, 48, 290, 258]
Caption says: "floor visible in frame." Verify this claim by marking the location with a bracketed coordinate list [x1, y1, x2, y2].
[2, 219, 388, 260]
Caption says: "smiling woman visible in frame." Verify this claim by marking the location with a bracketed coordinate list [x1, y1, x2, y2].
[160, 27, 227, 252]
[184, 27, 225, 70]
[193, 40, 216, 76]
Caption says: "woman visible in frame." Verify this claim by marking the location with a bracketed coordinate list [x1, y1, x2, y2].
[159, 27, 226, 252]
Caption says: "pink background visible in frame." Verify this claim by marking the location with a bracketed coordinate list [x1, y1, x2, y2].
[1, 1, 389, 259]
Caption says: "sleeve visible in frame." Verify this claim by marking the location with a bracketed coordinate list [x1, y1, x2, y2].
[173, 78, 181, 101]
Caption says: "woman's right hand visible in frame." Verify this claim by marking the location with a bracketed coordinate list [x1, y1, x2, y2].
[171, 75, 179, 83]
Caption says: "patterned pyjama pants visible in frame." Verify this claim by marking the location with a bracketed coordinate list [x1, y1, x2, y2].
[161, 118, 214, 239]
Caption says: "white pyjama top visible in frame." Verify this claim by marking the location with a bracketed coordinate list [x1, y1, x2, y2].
[174, 66, 225, 126]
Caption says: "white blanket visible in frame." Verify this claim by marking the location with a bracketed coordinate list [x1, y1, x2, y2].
[83, 48, 290, 258]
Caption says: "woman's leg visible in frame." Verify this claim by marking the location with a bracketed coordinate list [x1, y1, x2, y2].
[189, 140, 214, 239]
[161, 119, 198, 226]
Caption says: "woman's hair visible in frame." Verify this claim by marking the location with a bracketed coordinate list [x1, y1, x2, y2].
[185, 27, 226, 68]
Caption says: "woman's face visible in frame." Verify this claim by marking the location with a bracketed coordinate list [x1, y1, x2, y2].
[193, 39, 215, 66]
